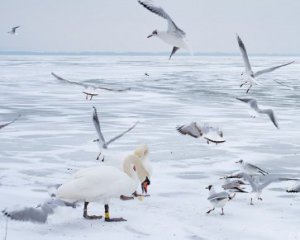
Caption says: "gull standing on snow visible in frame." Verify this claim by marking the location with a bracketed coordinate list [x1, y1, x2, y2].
[138, 0, 190, 60]
[236, 34, 294, 93]
[286, 182, 300, 193]
[226, 172, 298, 205]
[235, 159, 269, 176]
[0, 114, 20, 130]
[8, 26, 20, 35]
[206, 185, 235, 215]
[92, 106, 139, 161]
[176, 122, 225, 144]
[51, 72, 130, 100]
[236, 98, 279, 129]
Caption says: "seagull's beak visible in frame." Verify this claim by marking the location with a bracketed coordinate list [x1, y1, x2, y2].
[147, 34, 153, 38]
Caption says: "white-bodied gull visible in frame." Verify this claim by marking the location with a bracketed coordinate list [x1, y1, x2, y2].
[206, 185, 235, 215]
[51, 72, 130, 100]
[138, 0, 190, 60]
[236, 34, 294, 93]
[235, 159, 269, 176]
[93, 106, 139, 161]
[177, 122, 225, 144]
[236, 97, 279, 129]
[226, 172, 299, 205]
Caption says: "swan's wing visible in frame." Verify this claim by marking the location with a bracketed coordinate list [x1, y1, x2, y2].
[254, 61, 294, 77]
[51, 72, 88, 88]
[262, 109, 279, 129]
[0, 114, 21, 130]
[106, 121, 139, 146]
[236, 34, 253, 74]
[208, 192, 229, 201]
[138, 0, 185, 37]
[176, 122, 202, 138]
[92, 107, 106, 144]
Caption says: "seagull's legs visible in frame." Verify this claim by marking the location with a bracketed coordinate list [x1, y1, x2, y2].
[206, 208, 215, 214]
[240, 82, 246, 88]
[90, 95, 93, 101]
[96, 152, 104, 161]
[83, 202, 102, 219]
[104, 204, 126, 222]
[85, 94, 88, 100]
[250, 198, 254, 205]
[220, 208, 224, 215]
[246, 85, 252, 94]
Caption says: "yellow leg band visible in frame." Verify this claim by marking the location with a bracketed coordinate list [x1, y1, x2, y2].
[105, 212, 110, 219]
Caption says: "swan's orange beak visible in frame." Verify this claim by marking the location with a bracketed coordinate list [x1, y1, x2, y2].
[141, 177, 151, 194]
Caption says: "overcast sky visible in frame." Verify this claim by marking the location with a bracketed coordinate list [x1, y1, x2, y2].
[1, 0, 300, 54]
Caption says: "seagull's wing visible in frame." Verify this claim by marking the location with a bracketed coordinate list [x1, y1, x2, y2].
[176, 122, 202, 138]
[259, 176, 299, 190]
[261, 109, 279, 129]
[236, 34, 253, 74]
[247, 163, 269, 175]
[106, 121, 139, 146]
[0, 114, 21, 130]
[273, 80, 295, 90]
[236, 97, 254, 104]
[92, 107, 106, 144]
[3, 207, 49, 223]
[93, 86, 131, 92]
[254, 61, 294, 77]
[12, 26, 20, 31]
[138, 0, 186, 37]
[208, 191, 229, 201]
[51, 72, 88, 88]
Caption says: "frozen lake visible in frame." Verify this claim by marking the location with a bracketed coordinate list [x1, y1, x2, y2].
[0, 54, 299, 239]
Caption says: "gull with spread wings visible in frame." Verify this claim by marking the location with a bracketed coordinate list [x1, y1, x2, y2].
[51, 72, 130, 100]
[8, 26, 20, 35]
[236, 97, 279, 129]
[138, 0, 191, 60]
[236, 34, 294, 93]
[92, 106, 139, 161]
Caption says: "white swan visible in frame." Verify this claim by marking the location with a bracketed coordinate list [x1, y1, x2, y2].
[56, 152, 140, 221]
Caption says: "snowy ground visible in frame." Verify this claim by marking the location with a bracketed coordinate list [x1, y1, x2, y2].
[0, 55, 299, 240]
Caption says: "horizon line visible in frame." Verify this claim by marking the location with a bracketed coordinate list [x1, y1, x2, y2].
[0, 50, 299, 57]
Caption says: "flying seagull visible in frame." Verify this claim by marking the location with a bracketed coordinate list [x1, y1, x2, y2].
[236, 159, 269, 176]
[236, 34, 294, 93]
[0, 114, 21, 130]
[177, 122, 225, 144]
[93, 106, 139, 161]
[2, 199, 76, 223]
[51, 72, 130, 100]
[226, 172, 299, 205]
[236, 98, 279, 129]
[138, 0, 190, 60]
[206, 185, 235, 215]
[8, 26, 20, 35]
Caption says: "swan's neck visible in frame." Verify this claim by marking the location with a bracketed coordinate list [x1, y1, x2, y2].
[123, 156, 138, 181]
[133, 158, 148, 182]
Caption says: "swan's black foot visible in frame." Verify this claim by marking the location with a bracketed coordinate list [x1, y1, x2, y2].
[84, 215, 103, 220]
[120, 195, 134, 201]
[105, 217, 126, 222]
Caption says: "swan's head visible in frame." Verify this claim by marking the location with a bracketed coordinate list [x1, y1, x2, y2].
[147, 30, 158, 38]
[134, 144, 149, 159]
[141, 176, 151, 194]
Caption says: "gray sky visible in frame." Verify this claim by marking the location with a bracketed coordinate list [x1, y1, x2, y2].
[1, 0, 300, 54]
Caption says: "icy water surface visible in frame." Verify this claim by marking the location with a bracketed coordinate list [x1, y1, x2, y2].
[0, 55, 299, 239]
